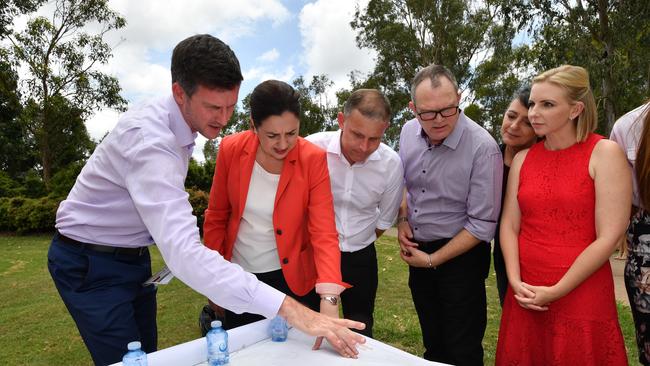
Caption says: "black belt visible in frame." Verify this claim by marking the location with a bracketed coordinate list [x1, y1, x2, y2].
[56, 231, 148, 257]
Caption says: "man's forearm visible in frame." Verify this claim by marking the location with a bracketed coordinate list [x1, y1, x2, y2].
[429, 229, 482, 267]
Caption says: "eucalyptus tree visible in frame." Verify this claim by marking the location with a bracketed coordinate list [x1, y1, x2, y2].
[7, 0, 127, 188]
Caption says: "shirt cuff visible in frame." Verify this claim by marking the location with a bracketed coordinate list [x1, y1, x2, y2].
[376, 220, 394, 230]
[247, 281, 286, 319]
[315, 282, 346, 296]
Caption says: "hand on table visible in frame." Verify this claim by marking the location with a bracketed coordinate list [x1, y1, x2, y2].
[278, 296, 365, 358]
[312, 296, 342, 351]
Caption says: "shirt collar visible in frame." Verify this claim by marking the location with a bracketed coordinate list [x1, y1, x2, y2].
[416, 111, 467, 150]
[166, 95, 198, 150]
[328, 130, 382, 164]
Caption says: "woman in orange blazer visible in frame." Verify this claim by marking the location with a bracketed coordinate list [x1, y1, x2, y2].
[203, 80, 347, 330]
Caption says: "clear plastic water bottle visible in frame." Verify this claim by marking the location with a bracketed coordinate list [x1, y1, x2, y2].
[207, 320, 229, 365]
[122, 341, 148, 366]
[269, 315, 288, 342]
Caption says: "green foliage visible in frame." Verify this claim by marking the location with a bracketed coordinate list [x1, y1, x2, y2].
[187, 188, 209, 236]
[0, 196, 60, 233]
[49, 161, 84, 198]
[223, 75, 338, 138]
[508, 1, 650, 132]
[185, 159, 213, 193]
[463, 104, 484, 128]
[292, 75, 338, 136]
[0, 57, 38, 178]
[202, 139, 218, 164]
[0, 0, 45, 37]
[6, 0, 126, 188]
[0, 171, 24, 198]
[349, 0, 520, 146]
[20, 169, 46, 198]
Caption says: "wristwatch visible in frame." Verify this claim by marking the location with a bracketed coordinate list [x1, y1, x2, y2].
[320, 295, 339, 306]
[396, 216, 408, 224]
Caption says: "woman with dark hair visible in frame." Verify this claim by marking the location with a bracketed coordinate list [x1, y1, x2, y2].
[203, 80, 347, 339]
[496, 65, 630, 364]
[493, 85, 538, 306]
[611, 100, 650, 365]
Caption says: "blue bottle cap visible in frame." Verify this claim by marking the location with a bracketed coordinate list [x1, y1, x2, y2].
[211, 320, 222, 328]
[127, 341, 141, 351]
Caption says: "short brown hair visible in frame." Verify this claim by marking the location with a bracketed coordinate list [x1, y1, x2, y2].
[343, 89, 391, 123]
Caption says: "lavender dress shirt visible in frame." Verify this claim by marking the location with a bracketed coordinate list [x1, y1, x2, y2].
[55, 95, 284, 318]
[398, 113, 503, 242]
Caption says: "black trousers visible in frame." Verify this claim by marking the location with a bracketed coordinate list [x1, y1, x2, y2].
[409, 238, 490, 366]
[223, 269, 319, 330]
[340, 243, 378, 338]
[492, 238, 508, 306]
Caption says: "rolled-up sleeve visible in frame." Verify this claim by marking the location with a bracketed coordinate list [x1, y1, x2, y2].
[376, 160, 405, 230]
[464, 145, 503, 242]
[125, 133, 284, 319]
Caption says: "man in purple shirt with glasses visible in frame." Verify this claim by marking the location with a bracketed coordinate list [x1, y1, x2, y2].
[397, 64, 502, 365]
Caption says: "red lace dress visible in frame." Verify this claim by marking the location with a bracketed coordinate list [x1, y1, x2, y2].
[496, 133, 628, 365]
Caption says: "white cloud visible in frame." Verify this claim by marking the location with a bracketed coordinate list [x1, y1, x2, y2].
[107, 0, 290, 49]
[85, 109, 121, 142]
[298, 0, 376, 89]
[85, 0, 291, 144]
[243, 65, 295, 85]
[257, 48, 280, 63]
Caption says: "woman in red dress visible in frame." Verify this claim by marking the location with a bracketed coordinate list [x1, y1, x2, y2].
[496, 65, 631, 365]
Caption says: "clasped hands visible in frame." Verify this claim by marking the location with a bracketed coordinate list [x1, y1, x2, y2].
[397, 220, 436, 268]
[511, 281, 560, 311]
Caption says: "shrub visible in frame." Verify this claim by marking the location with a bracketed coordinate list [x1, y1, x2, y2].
[187, 188, 209, 236]
[0, 196, 61, 233]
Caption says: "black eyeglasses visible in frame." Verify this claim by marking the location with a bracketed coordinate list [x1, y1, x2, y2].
[415, 106, 460, 121]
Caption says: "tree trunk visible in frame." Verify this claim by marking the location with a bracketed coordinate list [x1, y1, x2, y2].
[39, 106, 52, 191]
[597, 0, 617, 132]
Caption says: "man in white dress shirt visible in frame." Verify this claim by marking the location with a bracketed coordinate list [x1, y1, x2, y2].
[307, 89, 404, 337]
[47, 34, 364, 365]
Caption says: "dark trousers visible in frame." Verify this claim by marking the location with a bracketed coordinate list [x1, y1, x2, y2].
[492, 239, 508, 306]
[223, 269, 319, 330]
[47, 233, 157, 366]
[409, 238, 490, 366]
[340, 243, 378, 338]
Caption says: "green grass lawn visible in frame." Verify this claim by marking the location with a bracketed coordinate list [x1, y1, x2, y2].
[0, 234, 639, 365]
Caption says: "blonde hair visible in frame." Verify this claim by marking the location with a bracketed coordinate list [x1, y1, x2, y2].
[533, 65, 597, 142]
[636, 103, 650, 209]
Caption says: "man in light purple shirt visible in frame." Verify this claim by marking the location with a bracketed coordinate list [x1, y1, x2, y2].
[397, 64, 502, 365]
[48, 34, 364, 366]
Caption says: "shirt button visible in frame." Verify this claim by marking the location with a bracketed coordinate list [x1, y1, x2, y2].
[414, 227, 418, 231]
[422, 170, 426, 173]
[282, 258, 289, 264]
[421, 189, 425, 193]
[414, 209, 418, 213]
[276, 229, 282, 235]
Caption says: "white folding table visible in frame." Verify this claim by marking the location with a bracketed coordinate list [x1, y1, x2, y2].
[111, 319, 448, 365]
